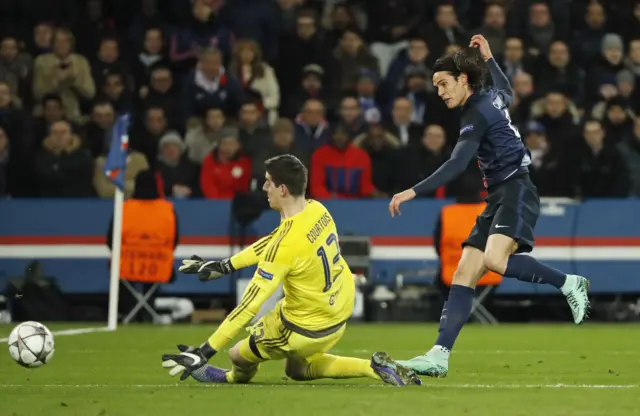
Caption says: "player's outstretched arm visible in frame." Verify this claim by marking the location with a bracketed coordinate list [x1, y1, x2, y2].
[412, 138, 481, 196]
[470, 34, 513, 104]
[389, 139, 481, 217]
[229, 229, 279, 270]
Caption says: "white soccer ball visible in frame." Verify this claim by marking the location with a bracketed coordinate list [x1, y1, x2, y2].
[7, 321, 55, 368]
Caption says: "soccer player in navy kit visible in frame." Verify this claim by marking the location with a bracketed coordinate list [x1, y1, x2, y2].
[388, 35, 591, 378]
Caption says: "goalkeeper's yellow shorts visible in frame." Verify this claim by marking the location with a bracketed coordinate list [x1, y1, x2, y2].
[237, 305, 346, 364]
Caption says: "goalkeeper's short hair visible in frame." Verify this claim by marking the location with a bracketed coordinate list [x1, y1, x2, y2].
[265, 154, 308, 197]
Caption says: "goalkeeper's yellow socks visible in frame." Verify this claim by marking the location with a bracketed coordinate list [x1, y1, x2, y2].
[226, 363, 259, 383]
[305, 354, 381, 381]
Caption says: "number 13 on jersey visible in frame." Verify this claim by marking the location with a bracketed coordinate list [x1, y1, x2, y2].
[317, 233, 344, 292]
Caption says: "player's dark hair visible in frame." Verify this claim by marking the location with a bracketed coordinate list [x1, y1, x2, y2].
[265, 154, 308, 197]
[433, 48, 487, 91]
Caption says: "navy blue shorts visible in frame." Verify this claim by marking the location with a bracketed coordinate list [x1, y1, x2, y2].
[462, 174, 540, 253]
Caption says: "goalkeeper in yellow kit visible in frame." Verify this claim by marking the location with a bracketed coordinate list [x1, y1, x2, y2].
[161, 155, 421, 386]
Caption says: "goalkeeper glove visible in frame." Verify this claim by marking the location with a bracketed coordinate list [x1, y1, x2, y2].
[161, 343, 215, 381]
[179, 255, 235, 281]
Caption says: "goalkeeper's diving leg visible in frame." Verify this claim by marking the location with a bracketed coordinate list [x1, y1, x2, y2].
[188, 338, 421, 386]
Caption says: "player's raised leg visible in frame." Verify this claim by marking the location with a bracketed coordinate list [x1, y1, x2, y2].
[396, 245, 487, 377]
[484, 233, 590, 324]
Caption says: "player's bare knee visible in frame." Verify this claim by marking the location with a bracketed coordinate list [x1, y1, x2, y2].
[285, 359, 308, 381]
[451, 267, 475, 287]
[483, 249, 507, 274]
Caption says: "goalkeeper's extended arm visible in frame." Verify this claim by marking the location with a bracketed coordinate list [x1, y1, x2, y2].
[229, 232, 276, 269]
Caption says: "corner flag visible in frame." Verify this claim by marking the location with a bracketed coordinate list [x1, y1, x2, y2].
[103, 114, 131, 190]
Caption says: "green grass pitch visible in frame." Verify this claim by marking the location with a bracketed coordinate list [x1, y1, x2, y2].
[1, 323, 639, 416]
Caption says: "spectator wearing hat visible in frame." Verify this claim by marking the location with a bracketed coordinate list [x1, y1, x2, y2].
[310, 126, 378, 199]
[587, 34, 626, 104]
[156, 131, 199, 199]
[252, 118, 310, 184]
[200, 133, 252, 199]
[185, 107, 236, 164]
[229, 39, 280, 126]
[294, 98, 331, 151]
[333, 26, 379, 91]
[617, 117, 640, 197]
[282, 64, 332, 119]
[601, 97, 635, 145]
[614, 69, 640, 114]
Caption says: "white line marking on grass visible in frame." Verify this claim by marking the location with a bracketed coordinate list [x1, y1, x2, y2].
[339, 349, 640, 356]
[0, 384, 636, 389]
[0, 326, 113, 343]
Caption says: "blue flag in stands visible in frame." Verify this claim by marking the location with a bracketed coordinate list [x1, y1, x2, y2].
[103, 114, 131, 191]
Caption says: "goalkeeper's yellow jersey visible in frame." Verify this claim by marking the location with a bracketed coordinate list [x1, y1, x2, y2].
[260, 200, 355, 330]
[207, 200, 355, 351]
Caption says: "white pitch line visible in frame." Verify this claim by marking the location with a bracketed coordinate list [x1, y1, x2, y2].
[337, 349, 640, 356]
[0, 383, 635, 389]
[0, 326, 113, 343]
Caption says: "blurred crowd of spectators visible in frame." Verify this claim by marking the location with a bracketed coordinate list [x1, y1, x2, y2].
[1, 0, 640, 201]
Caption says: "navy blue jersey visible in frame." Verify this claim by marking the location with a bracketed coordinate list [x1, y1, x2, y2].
[412, 58, 531, 195]
[460, 87, 531, 187]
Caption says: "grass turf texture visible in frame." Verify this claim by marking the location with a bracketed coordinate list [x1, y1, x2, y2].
[1, 323, 639, 416]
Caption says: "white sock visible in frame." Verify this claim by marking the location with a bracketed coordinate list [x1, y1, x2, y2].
[427, 345, 450, 359]
[560, 274, 576, 296]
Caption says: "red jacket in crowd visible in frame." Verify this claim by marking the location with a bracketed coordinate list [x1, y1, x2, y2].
[200, 151, 252, 199]
[310, 143, 375, 199]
